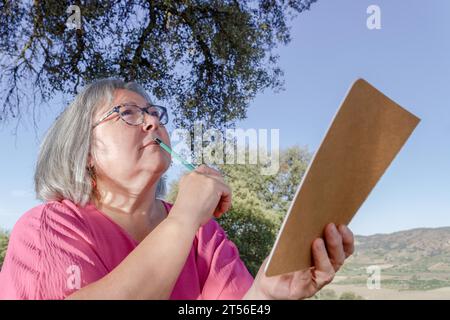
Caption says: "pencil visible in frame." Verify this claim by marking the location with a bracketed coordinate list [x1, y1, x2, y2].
[153, 137, 233, 179]
[154, 138, 196, 171]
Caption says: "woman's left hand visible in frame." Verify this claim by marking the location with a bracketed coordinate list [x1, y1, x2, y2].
[244, 223, 354, 300]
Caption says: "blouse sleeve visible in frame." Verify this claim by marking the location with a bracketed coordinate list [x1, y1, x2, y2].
[0, 202, 108, 299]
[196, 219, 254, 300]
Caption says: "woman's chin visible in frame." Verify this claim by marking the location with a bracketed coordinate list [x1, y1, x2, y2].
[141, 163, 169, 176]
[141, 150, 170, 165]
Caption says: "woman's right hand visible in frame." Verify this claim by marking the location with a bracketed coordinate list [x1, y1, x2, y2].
[171, 164, 232, 227]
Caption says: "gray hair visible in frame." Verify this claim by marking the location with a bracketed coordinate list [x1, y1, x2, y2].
[34, 78, 166, 207]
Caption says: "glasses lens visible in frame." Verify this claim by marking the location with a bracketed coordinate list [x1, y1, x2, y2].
[146, 105, 168, 125]
[120, 105, 168, 126]
[154, 106, 168, 125]
[120, 105, 141, 125]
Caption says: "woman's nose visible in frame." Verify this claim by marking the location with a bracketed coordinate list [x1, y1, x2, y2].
[142, 111, 160, 131]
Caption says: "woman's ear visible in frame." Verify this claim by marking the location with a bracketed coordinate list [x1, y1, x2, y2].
[87, 153, 94, 168]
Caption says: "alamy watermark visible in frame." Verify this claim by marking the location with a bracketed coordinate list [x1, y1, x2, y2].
[66, 264, 81, 290]
[66, 5, 82, 30]
[366, 265, 381, 289]
[170, 122, 280, 175]
[367, 5, 381, 30]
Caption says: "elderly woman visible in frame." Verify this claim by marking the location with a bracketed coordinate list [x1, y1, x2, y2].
[0, 78, 354, 300]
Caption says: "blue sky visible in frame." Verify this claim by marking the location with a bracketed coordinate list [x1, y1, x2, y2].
[1, 0, 449, 235]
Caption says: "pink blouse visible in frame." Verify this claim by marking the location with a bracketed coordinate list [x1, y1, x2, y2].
[0, 199, 254, 299]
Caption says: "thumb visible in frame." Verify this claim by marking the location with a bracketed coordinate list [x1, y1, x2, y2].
[256, 256, 270, 279]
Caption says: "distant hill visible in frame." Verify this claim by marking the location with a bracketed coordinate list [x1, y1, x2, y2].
[335, 227, 450, 291]
[0, 229, 9, 270]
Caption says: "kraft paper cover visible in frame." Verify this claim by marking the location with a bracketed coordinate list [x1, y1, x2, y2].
[265, 79, 421, 277]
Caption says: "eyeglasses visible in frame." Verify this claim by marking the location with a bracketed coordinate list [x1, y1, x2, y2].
[92, 104, 168, 128]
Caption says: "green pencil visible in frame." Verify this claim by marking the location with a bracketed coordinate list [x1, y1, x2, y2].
[153, 137, 233, 179]
[154, 138, 196, 171]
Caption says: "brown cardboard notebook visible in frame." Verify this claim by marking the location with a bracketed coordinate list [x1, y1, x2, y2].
[264, 78, 421, 277]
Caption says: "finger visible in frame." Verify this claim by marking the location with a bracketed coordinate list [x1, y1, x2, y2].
[213, 184, 232, 218]
[194, 164, 210, 174]
[338, 224, 355, 258]
[208, 173, 226, 185]
[324, 223, 346, 272]
[195, 164, 223, 178]
[311, 239, 335, 289]
[312, 238, 335, 274]
[257, 256, 270, 278]
[214, 195, 231, 218]
[208, 166, 225, 178]
[195, 166, 226, 186]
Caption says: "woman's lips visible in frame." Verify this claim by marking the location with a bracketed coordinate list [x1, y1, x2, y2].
[141, 140, 160, 149]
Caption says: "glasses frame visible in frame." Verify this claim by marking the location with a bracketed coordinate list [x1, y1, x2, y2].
[92, 104, 168, 128]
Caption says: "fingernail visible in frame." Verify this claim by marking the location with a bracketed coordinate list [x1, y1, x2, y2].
[330, 223, 338, 235]
[316, 239, 325, 250]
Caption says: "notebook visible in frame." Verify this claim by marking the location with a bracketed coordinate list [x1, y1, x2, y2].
[264, 78, 421, 277]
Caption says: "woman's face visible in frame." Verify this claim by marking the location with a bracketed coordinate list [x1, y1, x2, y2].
[90, 89, 171, 192]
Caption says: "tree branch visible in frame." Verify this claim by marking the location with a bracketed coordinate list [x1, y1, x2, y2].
[129, 0, 157, 80]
